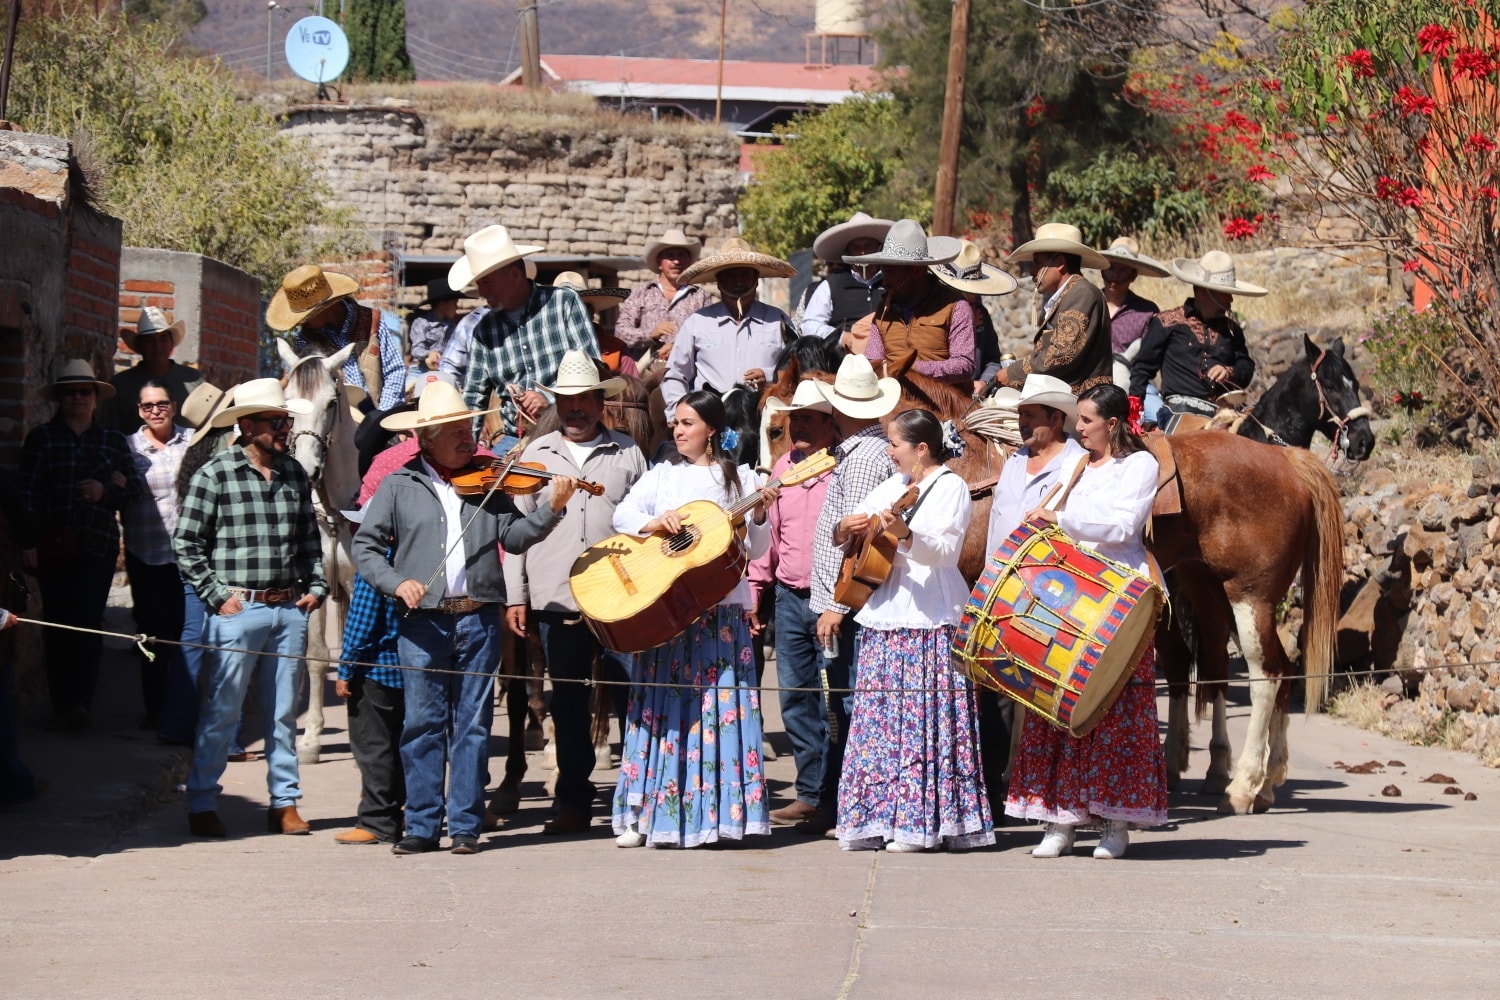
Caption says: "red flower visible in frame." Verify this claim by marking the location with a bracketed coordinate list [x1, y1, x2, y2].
[1223, 217, 1259, 240]
[1375, 176, 1403, 200]
[1341, 49, 1377, 78]
[1325, 112, 1339, 124]
[1260, 78, 1282, 92]
[1402, 260, 1421, 273]
[1394, 85, 1437, 117]
[1397, 186, 1423, 207]
[1468, 133, 1497, 152]
[1453, 47, 1496, 80]
[1480, 186, 1500, 200]
[1418, 24, 1457, 59]
[1247, 164, 1275, 182]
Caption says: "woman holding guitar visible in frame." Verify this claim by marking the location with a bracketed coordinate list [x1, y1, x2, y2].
[833, 410, 993, 853]
[608, 390, 778, 848]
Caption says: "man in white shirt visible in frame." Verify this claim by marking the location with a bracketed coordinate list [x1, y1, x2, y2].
[985, 374, 1087, 553]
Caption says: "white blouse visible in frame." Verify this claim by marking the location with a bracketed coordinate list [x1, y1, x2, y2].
[852, 469, 973, 630]
[1057, 449, 1159, 575]
[612, 460, 769, 609]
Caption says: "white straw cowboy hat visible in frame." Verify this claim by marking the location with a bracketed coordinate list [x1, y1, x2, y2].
[1169, 250, 1268, 297]
[1006, 222, 1110, 271]
[813, 212, 895, 262]
[552, 271, 630, 311]
[381, 379, 498, 432]
[543, 349, 625, 399]
[814, 354, 901, 420]
[765, 378, 835, 415]
[679, 237, 797, 284]
[930, 241, 1018, 296]
[210, 378, 315, 428]
[844, 219, 962, 268]
[447, 225, 545, 292]
[122, 305, 186, 352]
[1097, 236, 1170, 278]
[44, 359, 115, 401]
[187, 385, 235, 447]
[266, 265, 360, 332]
[642, 228, 703, 270]
[1017, 373, 1078, 419]
[180, 381, 225, 428]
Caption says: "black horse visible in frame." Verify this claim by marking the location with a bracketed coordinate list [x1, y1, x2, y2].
[1237, 334, 1375, 460]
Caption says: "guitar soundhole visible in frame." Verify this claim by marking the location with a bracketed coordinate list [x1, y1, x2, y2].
[661, 527, 698, 555]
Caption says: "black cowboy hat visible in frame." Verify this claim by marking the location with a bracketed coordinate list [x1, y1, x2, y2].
[420, 278, 464, 307]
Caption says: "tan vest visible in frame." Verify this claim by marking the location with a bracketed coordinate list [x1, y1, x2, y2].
[873, 281, 963, 378]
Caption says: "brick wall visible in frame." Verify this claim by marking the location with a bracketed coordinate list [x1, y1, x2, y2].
[323, 250, 398, 313]
[116, 277, 177, 367]
[118, 248, 262, 388]
[62, 212, 122, 360]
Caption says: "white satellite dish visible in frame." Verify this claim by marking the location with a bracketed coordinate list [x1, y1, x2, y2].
[285, 16, 349, 92]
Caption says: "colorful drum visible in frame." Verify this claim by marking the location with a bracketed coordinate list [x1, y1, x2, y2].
[952, 520, 1162, 737]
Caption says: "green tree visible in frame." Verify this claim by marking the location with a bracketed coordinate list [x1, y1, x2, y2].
[877, 0, 1165, 245]
[342, 0, 415, 84]
[739, 96, 925, 259]
[123, 0, 207, 34]
[11, 6, 361, 285]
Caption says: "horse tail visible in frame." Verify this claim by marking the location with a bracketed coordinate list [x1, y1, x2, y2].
[1284, 447, 1343, 713]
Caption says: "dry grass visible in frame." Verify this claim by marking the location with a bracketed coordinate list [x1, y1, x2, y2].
[1329, 682, 1469, 751]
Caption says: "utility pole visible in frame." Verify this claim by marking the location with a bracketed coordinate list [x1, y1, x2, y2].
[931, 0, 971, 237]
[517, 0, 541, 89]
[0, 0, 20, 123]
[714, 0, 726, 125]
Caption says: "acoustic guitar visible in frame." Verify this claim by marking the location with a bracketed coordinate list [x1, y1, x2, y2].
[832, 484, 920, 612]
[569, 449, 839, 653]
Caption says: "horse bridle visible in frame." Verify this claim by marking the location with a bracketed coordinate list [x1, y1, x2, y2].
[1309, 349, 1372, 456]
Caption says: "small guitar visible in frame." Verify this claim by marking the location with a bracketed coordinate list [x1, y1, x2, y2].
[569, 448, 839, 653]
[833, 484, 920, 612]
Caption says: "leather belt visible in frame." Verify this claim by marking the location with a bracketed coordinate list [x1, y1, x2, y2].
[435, 596, 487, 615]
[227, 586, 295, 605]
[777, 582, 811, 600]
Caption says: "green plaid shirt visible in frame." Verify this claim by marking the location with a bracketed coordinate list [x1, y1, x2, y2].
[174, 446, 328, 611]
[462, 283, 599, 435]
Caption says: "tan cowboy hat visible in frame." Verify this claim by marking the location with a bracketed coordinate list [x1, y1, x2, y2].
[1018, 373, 1077, 419]
[765, 378, 834, 415]
[1169, 250, 1268, 297]
[381, 379, 498, 431]
[813, 354, 900, 420]
[812, 212, 895, 262]
[844, 219, 962, 268]
[930, 241, 1018, 296]
[180, 382, 225, 428]
[1006, 222, 1110, 271]
[122, 305, 186, 352]
[187, 386, 236, 448]
[44, 359, 115, 401]
[447, 225, 544, 292]
[679, 237, 796, 285]
[266, 265, 360, 332]
[642, 228, 703, 270]
[552, 272, 630, 311]
[210, 378, 316, 428]
[1097, 237, 1170, 278]
[543, 349, 625, 399]
[341, 383, 368, 425]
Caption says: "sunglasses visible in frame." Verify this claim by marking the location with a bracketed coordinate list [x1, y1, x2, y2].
[138, 401, 174, 412]
[247, 416, 292, 430]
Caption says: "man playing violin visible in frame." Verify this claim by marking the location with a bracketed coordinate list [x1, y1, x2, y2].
[502, 351, 647, 836]
[353, 380, 578, 856]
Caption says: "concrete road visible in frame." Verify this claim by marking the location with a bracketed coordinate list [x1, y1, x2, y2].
[2, 616, 1497, 999]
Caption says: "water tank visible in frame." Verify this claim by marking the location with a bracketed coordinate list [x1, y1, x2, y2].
[815, 0, 867, 35]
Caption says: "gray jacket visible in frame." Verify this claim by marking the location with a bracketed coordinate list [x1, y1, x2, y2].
[354, 456, 561, 608]
[502, 428, 646, 612]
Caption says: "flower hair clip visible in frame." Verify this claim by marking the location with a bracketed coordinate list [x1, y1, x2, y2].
[719, 428, 740, 452]
[940, 420, 966, 458]
[1127, 395, 1145, 436]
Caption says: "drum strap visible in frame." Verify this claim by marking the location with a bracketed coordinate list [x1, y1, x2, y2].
[1044, 454, 1089, 512]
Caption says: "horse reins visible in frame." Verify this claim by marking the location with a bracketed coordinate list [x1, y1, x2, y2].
[1308, 349, 1372, 460]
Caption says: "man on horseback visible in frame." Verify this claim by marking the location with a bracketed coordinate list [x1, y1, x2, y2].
[1128, 250, 1265, 428]
[267, 265, 406, 411]
[798, 212, 891, 348]
[613, 227, 712, 359]
[993, 223, 1114, 395]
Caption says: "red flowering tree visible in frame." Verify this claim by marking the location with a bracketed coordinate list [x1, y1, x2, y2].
[1247, 0, 1500, 427]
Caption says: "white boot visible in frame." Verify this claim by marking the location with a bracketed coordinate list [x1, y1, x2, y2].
[615, 824, 646, 848]
[1031, 822, 1075, 858]
[1093, 820, 1130, 859]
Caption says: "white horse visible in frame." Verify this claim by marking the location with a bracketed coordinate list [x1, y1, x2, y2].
[277, 340, 361, 765]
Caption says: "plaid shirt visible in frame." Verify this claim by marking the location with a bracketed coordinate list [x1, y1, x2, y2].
[809, 424, 897, 615]
[613, 279, 713, 349]
[121, 425, 190, 565]
[19, 417, 143, 558]
[462, 283, 598, 435]
[293, 306, 406, 410]
[174, 446, 328, 610]
[338, 570, 402, 688]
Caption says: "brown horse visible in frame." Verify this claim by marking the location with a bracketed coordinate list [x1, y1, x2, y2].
[1151, 431, 1342, 814]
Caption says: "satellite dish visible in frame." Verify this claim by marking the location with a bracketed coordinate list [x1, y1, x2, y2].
[285, 16, 349, 89]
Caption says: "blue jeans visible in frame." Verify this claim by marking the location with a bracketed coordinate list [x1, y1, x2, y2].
[1143, 383, 1167, 427]
[186, 601, 308, 813]
[785, 594, 858, 811]
[536, 611, 630, 813]
[398, 606, 502, 840]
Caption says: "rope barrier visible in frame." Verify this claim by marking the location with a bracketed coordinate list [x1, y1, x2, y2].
[10, 614, 1493, 698]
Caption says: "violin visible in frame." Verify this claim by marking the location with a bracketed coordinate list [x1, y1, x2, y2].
[449, 459, 606, 497]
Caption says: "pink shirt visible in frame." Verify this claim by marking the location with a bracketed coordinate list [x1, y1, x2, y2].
[358, 439, 495, 506]
[748, 448, 834, 606]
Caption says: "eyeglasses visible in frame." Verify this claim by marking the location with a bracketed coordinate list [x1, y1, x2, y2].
[58, 386, 95, 398]
[247, 416, 292, 430]
[138, 401, 174, 412]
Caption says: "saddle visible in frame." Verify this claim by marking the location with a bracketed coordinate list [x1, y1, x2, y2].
[1142, 431, 1182, 519]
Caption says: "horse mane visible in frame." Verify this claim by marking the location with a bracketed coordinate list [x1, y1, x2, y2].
[287, 353, 331, 399]
[897, 370, 975, 421]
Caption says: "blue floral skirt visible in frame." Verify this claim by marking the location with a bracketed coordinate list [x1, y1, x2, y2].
[612, 604, 770, 848]
[837, 625, 994, 851]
